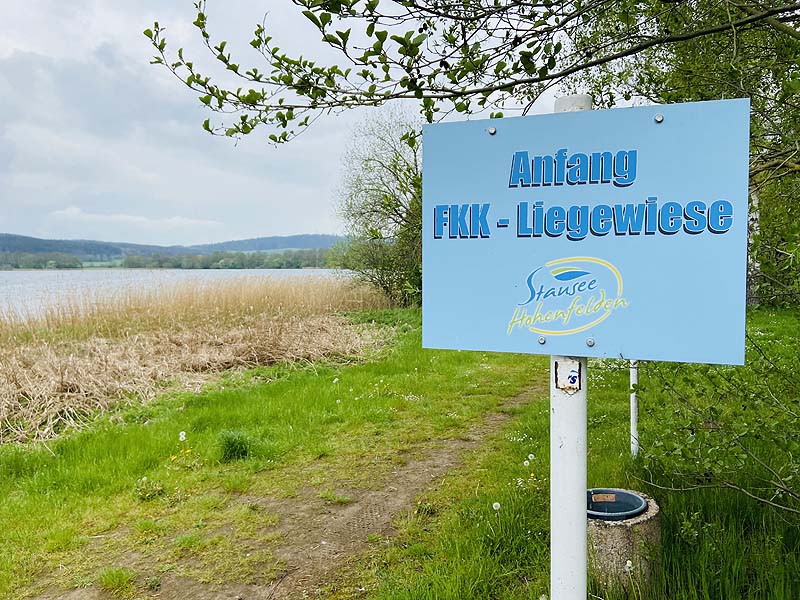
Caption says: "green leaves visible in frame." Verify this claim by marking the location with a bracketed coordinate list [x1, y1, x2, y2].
[149, 0, 800, 150]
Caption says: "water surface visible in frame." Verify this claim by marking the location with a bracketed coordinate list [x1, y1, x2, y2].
[0, 269, 338, 318]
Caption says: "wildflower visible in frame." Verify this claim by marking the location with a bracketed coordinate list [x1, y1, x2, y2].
[624, 559, 633, 572]
[492, 502, 501, 511]
[179, 431, 186, 442]
[336, 399, 341, 404]
[523, 460, 530, 467]
[333, 377, 339, 384]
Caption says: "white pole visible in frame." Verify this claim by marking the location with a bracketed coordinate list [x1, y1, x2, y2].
[550, 92, 592, 600]
[630, 360, 639, 457]
[550, 355, 588, 599]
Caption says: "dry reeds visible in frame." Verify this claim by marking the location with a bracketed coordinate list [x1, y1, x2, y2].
[0, 277, 390, 443]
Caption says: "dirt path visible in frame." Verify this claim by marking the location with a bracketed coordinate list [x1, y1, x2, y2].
[39, 389, 540, 600]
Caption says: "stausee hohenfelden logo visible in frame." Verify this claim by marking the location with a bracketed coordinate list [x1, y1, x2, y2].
[507, 257, 628, 336]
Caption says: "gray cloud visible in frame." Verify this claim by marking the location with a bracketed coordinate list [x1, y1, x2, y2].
[0, 1, 360, 245]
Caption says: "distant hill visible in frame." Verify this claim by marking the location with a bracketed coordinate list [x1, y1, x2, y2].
[0, 233, 342, 261]
[184, 235, 342, 255]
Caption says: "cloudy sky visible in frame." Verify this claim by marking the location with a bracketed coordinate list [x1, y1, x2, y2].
[0, 1, 381, 245]
[0, 2, 556, 246]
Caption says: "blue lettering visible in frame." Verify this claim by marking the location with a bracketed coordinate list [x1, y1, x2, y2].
[590, 151, 613, 184]
[708, 200, 734, 234]
[533, 156, 554, 186]
[613, 203, 645, 235]
[645, 197, 658, 235]
[566, 205, 589, 241]
[567, 153, 589, 185]
[433, 205, 447, 239]
[683, 200, 707, 234]
[533, 201, 544, 237]
[449, 204, 470, 238]
[613, 150, 637, 187]
[545, 206, 566, 237]
[590, 204, 613, 236]
[658, 201, 682, 234]
[509, 148, 637, 188]
[509, 151, 531, 188]
[554, 148, 568, 186]
[517, 202, 532, 237]
[472, 203, 491, 238]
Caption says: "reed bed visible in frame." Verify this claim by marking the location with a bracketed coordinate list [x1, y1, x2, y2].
[0, 277, 390, 443]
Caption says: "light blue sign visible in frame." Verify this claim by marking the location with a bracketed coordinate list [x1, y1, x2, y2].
[422, 99, 750, 365]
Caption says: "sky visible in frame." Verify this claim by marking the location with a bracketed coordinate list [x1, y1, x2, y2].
[0, 2, 553, 246]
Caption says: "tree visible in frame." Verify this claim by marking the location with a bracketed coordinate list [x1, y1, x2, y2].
[146, 1, 799, 142]
[567, 0, 800, 302]
[328, 108, 421, 305]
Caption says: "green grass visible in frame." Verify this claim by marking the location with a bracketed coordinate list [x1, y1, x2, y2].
[331, 307, 800, 600]
[320, 489, 353, 505]
[0, 309, 542, 597]
[5, 307, 797, 599]
[97, 566, 136, 598]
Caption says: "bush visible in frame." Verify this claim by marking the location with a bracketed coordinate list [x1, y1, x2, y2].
[638, 310, 800, 515]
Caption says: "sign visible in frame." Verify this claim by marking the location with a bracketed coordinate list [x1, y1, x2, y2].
[422, 99, 750, 364]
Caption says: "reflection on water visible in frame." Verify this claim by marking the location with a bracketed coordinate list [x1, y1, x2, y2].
[0, 269, 339, 319]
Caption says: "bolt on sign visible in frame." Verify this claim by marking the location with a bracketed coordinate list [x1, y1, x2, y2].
[422, 99, 751, 365]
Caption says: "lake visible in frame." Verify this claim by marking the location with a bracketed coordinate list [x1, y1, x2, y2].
[0, 269, 341, 318]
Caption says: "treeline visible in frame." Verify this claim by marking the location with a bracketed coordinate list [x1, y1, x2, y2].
[122, 249, 328, 269]
[0, 252, 82, 270]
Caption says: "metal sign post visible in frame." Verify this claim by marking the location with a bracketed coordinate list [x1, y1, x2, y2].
[630, 360, 639, 458]
[550, 354, 588, 599]
[549, 94, 592, 600]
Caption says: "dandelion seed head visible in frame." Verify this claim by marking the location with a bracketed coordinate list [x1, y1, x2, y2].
[492, 502, 501, 511]
[179, 431, 186, 442]
[523, 460, 530, 467]
[625, 559, 633, 572]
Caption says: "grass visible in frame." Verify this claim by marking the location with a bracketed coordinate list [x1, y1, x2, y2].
[97, 566, 137, 598]
[3, 303, 797, 599]
[320, 489, 354, 505]
[0, 309, 543, 598]
[217, 429, 253, 462]
[0, 276, 389, 443]
[325, 307, 799, 600]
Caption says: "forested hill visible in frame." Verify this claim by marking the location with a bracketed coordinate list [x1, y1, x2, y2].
[0, 233, 342, 261]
